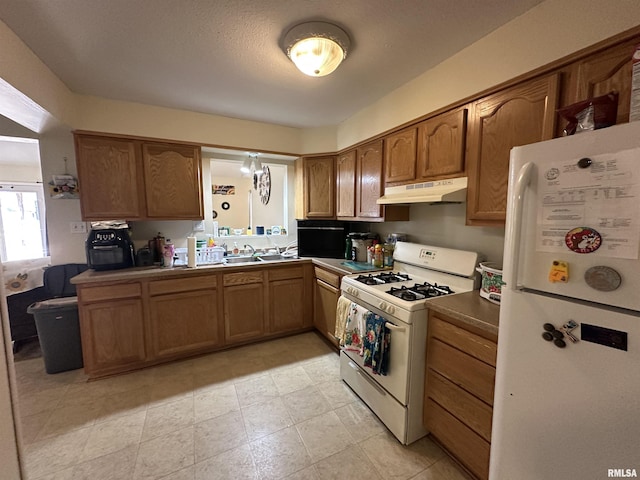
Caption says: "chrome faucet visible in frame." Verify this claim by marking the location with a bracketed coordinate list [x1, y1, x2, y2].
[244, 244, 256, 255]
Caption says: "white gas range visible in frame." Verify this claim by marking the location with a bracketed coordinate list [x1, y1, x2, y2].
[339, 241, 480, 445]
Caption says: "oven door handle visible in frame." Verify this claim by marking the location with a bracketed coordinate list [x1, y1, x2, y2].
[348, 361, 387, 396]
[384, 322, 405, 332]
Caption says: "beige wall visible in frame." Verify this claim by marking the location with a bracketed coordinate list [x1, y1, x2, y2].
[337, 0, 640, 149]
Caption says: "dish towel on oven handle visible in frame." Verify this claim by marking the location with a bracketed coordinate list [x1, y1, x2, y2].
[363, 313, 391, 376]
[334, 295, 352, 345]
[342, 302, 368, 355]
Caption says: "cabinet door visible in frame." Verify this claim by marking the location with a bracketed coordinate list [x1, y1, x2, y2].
[303, 156, 336, 218]
[142, 142, 203, 219]
[75, 135, 145, 220]
[79, 298, 146, 374]
[356, 140, 383, 219]
[466, 74, 560, 225]
[336, 150, 356, 218]
[149, 289, 220, 359]
[417, 108, 467, 180]
[384, 127, 417, 184]
[567, 39, 636, 127]
[269, 277, 305, 333]
[314, 278, 340, 348]
[223, 283, 265, 344]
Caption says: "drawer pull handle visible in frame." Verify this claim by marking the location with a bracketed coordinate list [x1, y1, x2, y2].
[385, 322, 405, 332]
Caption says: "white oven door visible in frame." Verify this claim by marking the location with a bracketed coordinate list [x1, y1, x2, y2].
[341, 304, 411, 405]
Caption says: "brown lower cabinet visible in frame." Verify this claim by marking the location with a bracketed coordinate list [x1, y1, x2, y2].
[76, 263, 312, 379]
[148, 275, 222, 359]
[424, 311, 498, 480]
[312, 265, 342, 348]
[77, 282, 146, 377]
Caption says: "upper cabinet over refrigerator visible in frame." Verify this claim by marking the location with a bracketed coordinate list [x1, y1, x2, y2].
[506, 122, 640, 312]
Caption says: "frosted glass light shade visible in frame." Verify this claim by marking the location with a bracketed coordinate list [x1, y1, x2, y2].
[289, 37, 344, 77]
[283, 22, 350, 77]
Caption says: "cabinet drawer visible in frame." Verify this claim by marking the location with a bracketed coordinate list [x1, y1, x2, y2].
[426, 370, 493, 442]
[269, 266, 304, 281]
[79, 282, 141, 302]
[223, 271, 264, 286]
[430, 314, 497, 366]
[314, 267, 340, 289]
[428, 338, 495, 405]
[149, 274, 217, 295]
[424, 397, 490, 480]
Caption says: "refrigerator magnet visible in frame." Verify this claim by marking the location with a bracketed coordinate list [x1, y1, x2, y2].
[565, 227, 602, 254]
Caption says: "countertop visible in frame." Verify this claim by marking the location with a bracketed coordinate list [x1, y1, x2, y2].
[70, 256, 385, 285]
[426, 290, 500, 338]
[71, 257, 312, 285]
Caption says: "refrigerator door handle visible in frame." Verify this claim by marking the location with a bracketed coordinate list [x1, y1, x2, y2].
[505, 161, 534, 290]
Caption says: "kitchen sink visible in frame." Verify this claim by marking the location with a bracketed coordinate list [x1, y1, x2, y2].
[257, 253, 299, 261]
[224, 256, 260, 264]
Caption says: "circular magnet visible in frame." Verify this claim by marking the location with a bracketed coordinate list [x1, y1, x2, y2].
[554, 338, 567, 348]
[584, 266, 622, 292]
[565, 227, 602, 254]
[221, 202, 230, 210]
[542, 332, 554, 342]
[543, 323, 555, 332]
[552, 329, 564, 340]
[577, 157, 592, 169]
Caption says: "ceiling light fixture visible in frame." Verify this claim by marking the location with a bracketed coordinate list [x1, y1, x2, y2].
[282, 21, 350, 77]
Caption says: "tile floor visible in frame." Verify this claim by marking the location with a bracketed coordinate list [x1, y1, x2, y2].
[13, 332, 472, 480]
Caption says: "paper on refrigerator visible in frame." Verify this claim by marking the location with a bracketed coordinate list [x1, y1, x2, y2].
[535, 146, 640, 259]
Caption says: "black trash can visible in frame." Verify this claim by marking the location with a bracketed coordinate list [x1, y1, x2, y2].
[27, 297, 83, 374]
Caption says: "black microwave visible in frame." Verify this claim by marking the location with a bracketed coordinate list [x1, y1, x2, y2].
[297, 220, 348, 259]
[86, 228, 135, 271]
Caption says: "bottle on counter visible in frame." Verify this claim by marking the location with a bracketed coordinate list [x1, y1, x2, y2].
[162, 239, 175, 268]
[247, 226, 252, 235]
[383, 243, 394, 267]
[232, 242, 239, 255]
[374, 243, 383, 268]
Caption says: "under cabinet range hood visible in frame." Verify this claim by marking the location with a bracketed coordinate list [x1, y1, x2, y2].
[376, 177, 468, 205]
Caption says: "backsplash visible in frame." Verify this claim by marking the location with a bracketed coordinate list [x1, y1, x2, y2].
[370, 203, 505, 263]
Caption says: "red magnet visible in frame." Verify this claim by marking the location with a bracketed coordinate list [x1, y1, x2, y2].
[564, 227, 602, 254]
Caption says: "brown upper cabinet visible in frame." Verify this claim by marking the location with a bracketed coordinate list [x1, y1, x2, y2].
[301, 155, 336, 219]
[336, 150, 356, 218]
[384, 127, 417, 184]
[465, 74, 560, 226]
[356, 140, 384, 218]
[74, 133, 203, 221]
[142, 142, 203, 219]
[416, 108, 467, 180]
[336, 141, 410, 222]
[560, 38, 637, 134]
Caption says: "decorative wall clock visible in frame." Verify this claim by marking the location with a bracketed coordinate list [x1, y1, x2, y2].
[259, 166, 271, 205]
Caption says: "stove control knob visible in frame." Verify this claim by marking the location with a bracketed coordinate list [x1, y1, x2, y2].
[347, 287, 358, 297]
[379, 301, 387, 311]
[387, 306, 395, 314]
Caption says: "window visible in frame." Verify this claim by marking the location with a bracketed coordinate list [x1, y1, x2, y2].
[0, 183, 48, 262]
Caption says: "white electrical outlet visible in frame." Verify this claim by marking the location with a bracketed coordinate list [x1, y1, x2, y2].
[192, 220, 205, 232]
[70, 222, 87, 234]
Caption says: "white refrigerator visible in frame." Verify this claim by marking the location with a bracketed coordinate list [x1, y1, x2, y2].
[490, 122, 640, 480]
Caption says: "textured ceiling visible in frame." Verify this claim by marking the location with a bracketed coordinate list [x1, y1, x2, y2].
[0, 0, 544, 129]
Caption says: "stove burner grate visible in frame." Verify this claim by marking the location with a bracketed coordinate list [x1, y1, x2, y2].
[354, 272, 412, 285]
[385, 282, 455, 301]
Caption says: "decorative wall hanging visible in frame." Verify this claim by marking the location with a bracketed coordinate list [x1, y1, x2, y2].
[48, 157, 79, 199]
[259, 166, 271, 205]
[221, 202, 230, 210]
[212, 185, 235, 195]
